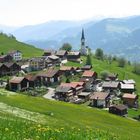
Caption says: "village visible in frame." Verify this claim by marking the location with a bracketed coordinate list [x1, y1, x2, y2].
[0, 29, 139, 117]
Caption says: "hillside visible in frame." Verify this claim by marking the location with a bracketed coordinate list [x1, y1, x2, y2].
[0, 33, 43, 58]
[0, 93, 140, 140]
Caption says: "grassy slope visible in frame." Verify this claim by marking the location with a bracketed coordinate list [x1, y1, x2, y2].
[0, 34, 43, 58]
[0, 94, 140, 140]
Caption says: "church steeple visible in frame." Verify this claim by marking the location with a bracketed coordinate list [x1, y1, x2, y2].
[81, 28, 85, 40]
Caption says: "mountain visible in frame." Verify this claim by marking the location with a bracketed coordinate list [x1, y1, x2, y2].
[0, 24, 18, 33]
[0, 33, 43, 58]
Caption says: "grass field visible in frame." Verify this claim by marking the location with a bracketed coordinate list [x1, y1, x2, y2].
[0, 34, 43, 58]
[0, 92, 140, 140]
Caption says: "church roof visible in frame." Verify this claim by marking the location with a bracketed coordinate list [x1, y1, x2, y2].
[81, 28, 85, 40]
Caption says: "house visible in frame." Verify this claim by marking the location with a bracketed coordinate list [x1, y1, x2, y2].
[37, 69, 60, 86]
[102, 81, 120, 91]
[109, 104, 128, 116]
[122, 93, 138, 108]
[79, 77, 94, 91]
[29, 57, 46, 71]
[56, 50, 68, 60]
[0, 54, 13, 63]
[106, 73, 118, 81]
[0, 62, 21, 76]
[67, 51, 81, 62]
[5, 62, 21, 75]
[60, 82, 84, 95]
[55, 86, 73, 101]
[90, 92, 110, 108]
[9, 50, 22, 61]
[81, 65, 92, 71]
[59, 66, 74, 75]
[43, 50, 56, 56]
[25, 74, 40, 88]
[0, 63, 10, 76]
[78, 92, 91, 102]
[46, 55, 60, 66]
[82, 70, 97, 80]
[122, 79, 136, 85]
[120, 83, 135, 93]
[9, 76, 29, 91]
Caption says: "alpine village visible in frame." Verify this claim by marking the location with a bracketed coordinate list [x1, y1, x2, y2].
[1, 28, 140, 140]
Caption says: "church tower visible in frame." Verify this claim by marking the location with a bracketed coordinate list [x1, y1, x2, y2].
[80, 28, 88, 55]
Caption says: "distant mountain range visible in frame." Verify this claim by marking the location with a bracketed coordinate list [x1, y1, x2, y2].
[1, 16, 140, 61]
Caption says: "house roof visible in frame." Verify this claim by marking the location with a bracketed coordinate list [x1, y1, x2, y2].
[56, 86, 72, 93]
[60, 66, 73, 71]
[90, 92, 109, 100]
[78, 92, 91, 96]
[9, 77, 25, 84]
[122, 93, 137, 99]
[56, 50, 67, 56]
[110, 104, 127, 111]
[121, 83, 134, 90]
[68, 51, 80, 56]
[48, 55, 59, 60]
[4, 62, 14, 68]
[37, 69, 59, 78]
[29, 57, 45, 62]
[102, 81, 119, 88]
[71, 82, 85, 86]
[123, 79, 136, 84]
[82, 70, 95, 77]
[60, 82, 83, 89]
[81, 65, 92, 70]
[79, 77, 93, 83]
[25, 74, 37, 81]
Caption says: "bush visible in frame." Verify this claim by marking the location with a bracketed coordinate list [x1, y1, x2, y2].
[100, 70, 110, 80]
[118, 57, 126, 67]
[95, 48, 104, 60]
[133, 63, 140, 75]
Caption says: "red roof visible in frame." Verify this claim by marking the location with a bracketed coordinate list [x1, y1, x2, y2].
[82, 70, 96, 77]
[71, 82, 84, 86]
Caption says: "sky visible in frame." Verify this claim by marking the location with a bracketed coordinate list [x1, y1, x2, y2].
[1, 0, 140, 26]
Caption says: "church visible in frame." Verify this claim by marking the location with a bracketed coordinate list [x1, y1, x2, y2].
[80, 29, 89, 55]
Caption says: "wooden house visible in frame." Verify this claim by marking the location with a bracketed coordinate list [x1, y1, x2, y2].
[122, 93, 138, 108]
[120, 83, 135, 93]
[9, 77, 29, 91]
[102, 81, 120, 91]
[67, 51, 81, 62]
[56, 50, 68, 60]
[46, 55, 60, 67]
[90, 92, 110, 108]
[37, 69, 60, 86]
[55, 86, 73, 101]
[109, 104, 128, 116]
[43, 50, 56, 56]
[60, 66, 74, 75]
[0, 54, 13, 63]
[78, 92, 91, 102]
[25, 74, 40, 88]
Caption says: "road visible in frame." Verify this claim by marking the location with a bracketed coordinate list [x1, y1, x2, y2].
[43, 87, 55, 100]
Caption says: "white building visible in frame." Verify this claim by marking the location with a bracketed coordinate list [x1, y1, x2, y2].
[9, 50, 22, 61]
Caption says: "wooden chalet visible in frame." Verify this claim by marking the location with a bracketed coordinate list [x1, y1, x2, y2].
[59, 66, 74, 75]
[25, 74, 40, 88]
[43, 50, 56, 56]
[0, 54, 13, 63]
[46, 55, 60, 67]
[37, 69, 60, 86]
[122, 93, 138, 108]
[67, 51, 81, 62]
[120, 83, 135, 93]
[9, 77, 29, 91]
[55, 86, 73, 101]
[56, 50, 67, 60]
[109, 104, 128, 116]
[90, 92, 110, 108]
[102, 81, 120, 91]
[106, 73, 118, 81]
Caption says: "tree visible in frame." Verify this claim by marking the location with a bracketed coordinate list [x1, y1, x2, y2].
[95, 48, 104, 60]
[60, 43, 72, 51]
[86, 54, 92, 65]
[118, 57, 126, 67]
[133, 63, 140, 75]
[66, 77, 70, 83]
[100, 70, 110, 80]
